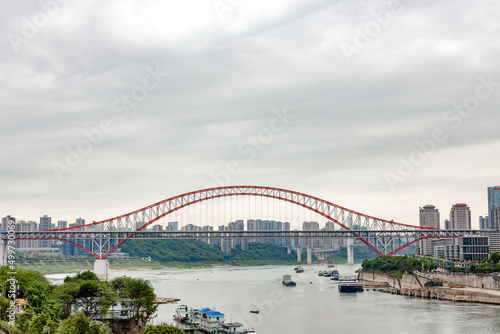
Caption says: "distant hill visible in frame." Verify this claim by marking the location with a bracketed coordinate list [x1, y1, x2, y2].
[119, 239, 300, 264]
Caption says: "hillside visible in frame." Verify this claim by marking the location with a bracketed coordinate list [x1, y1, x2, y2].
[119, 239, 299, 264]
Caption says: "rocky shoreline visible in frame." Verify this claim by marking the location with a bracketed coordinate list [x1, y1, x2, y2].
[359, 271, 500, 305]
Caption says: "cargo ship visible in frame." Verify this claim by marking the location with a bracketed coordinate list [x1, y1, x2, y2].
[338, 276, 363, 292]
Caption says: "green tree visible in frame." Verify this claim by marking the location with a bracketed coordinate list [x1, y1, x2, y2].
[57, 312, 110, 334]
[75, 279, 117, 319]
[53, 281, 80, 319]
[111, 276, 157, 326]
[144, 323, 184, 334]
[27, 311, 59, 334]
[24, 281, 60, 318]
[490, 252, 500, 264]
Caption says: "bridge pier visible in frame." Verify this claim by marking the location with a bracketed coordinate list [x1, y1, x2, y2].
[347, 239, 354, 265]
[306, 247, 312, 265]
[94, 259, 109, 281]
[297, 247, 302, 263]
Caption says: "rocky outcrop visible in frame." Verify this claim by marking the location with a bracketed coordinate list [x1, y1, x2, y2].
[359, 271, 500, 305]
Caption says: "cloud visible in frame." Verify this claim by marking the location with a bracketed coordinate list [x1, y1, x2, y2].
[1, 0, 499, 229]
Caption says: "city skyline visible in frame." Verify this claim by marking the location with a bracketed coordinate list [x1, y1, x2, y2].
[1, 1, 499, 228]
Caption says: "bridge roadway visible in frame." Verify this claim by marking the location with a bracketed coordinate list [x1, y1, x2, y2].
[1, 229, 482, 279]
[9, 229, 481, 240]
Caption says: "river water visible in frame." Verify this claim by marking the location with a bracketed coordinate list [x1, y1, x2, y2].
[49, 264, 500, 334]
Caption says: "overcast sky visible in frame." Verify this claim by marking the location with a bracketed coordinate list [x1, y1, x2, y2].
[1, 0, 499, 228]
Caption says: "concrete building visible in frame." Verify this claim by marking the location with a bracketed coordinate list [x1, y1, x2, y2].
[459, 236, 489, 261]
[167, 221, 178, 231]
[479, 216, 490, 230]
[16, 220, 38, 249]
[488, 186, 500, 229]
[182, 224, 200, 231]
[57, 220, 68, 229]
[494, 207, 500, 230]
[1, 215, 15, 230]
[419, 205, 440, 255]
[39, 215, 52, 248]
[444, 219, 451, 230]
[449, 203, 471, 230]
[151, 224, 163, 231]
[483, 230, 500, 252]
[434, 244, 460, 261]
[302, 221, 320, 247]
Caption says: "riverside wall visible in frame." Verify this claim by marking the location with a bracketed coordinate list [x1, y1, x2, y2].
[430, 272, 500, 290]
[358, 271, 500, 305]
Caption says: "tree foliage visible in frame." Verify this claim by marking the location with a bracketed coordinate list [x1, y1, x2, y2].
[144, 323, 184, 334]
[1, 267, 159, 333]
[110, 276, 157, 326]
[362, 256, 422, 274]
[120, 239, 298, 264]
[57, 312, 110, 334]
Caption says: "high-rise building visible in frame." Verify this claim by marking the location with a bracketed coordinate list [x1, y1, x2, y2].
[167, 221, 178, 231]
[16, 220, 38, 249]
[1, 215, 15, 230]
[57, 220, 68, 229]
[302, 221, 320, 247]
[479, 216, 490, 230]
[39, 215, 52, 248]
[494, 207, 500, 230]
[449, 203, 471, 230]
[444, 219, 451, 230]
[152, 224, 163, 231]
[488, 186, 500, 229]
[419, 205, 440, 255]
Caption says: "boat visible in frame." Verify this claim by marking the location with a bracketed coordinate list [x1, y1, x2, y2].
[323, 271, 332, 277]
[282, 274, 296, 286]
[338, 276, 363, 293]
[186, 307, 225, 333]
[318, 271, 324, 276]
[250, 310, 259, 314]
[173, 304, 189, 322]
[295, 266, 304, 273]
[183, 306, 255, 333]
[219, 322, 256, 334]
[327, 264, 336, 268]
[330, 270, 340, 281]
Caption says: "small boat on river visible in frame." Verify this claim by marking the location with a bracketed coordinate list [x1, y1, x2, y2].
[282, 274, 296, 286]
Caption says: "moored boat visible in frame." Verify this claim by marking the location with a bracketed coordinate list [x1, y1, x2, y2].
[219, 322, 256, 334]
[173, 304, 189, 322]
[338, 276, 363, 292]
[282, 274, 296, 286]
[331, 269, 340, 281]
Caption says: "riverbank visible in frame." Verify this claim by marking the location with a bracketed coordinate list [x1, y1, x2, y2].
[359, 271, 500, 305]
[20, 258, 310, 275]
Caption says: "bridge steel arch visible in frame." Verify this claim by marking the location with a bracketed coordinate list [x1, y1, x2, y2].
[47, 186, 436, 259]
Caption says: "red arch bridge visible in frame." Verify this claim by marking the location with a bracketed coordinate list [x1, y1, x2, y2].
[2, 186, 480, 265]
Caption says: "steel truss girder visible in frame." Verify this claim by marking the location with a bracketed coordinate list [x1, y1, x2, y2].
[35, 186, 461, 258]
